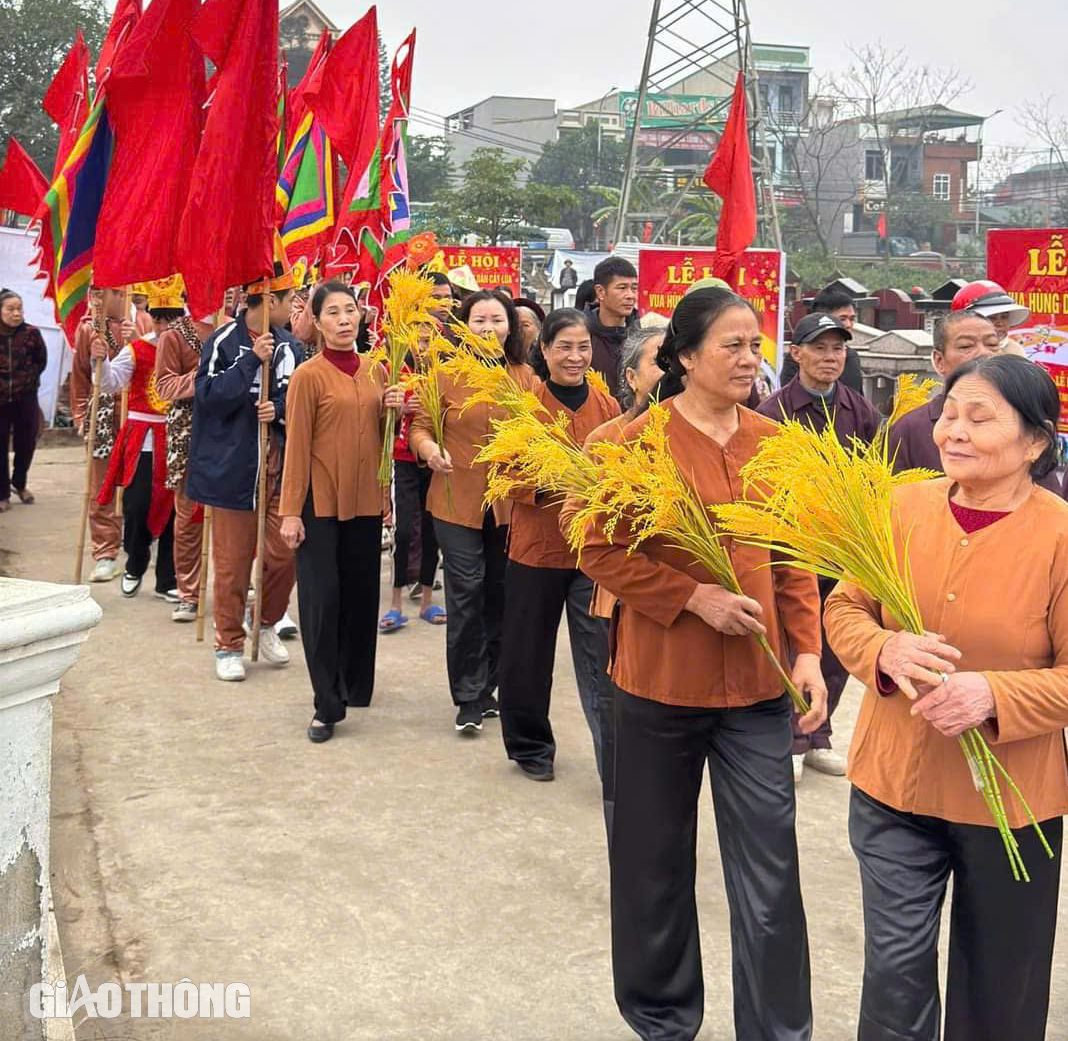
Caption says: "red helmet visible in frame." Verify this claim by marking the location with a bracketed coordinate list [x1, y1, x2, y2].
[950, 280, 1030, 326]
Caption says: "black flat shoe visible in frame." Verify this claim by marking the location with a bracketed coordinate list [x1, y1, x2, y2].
[307, 720, 334, 743]
[517, 760, 554, 782]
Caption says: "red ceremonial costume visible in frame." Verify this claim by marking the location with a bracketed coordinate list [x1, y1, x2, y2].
[96, 336, 173, 535]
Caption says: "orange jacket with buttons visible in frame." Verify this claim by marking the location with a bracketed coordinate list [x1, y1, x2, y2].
[506, 381, 620, 569]
[576, 400, 821, 709]
[824, 478, 1068, 827]
[408, 362, 536, 530]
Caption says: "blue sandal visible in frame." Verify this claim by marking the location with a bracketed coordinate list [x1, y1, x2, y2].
[379, 609, 408, 633]
[419, 605, 447, 625]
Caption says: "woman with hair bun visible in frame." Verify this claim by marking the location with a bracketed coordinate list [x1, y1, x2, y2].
[577, 287, 827, 1040]
[280, 280, 404, 743]
[409, 289, 536, 736]
[498, 308, 620, 782]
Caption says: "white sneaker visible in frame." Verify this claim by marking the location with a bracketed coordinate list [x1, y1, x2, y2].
[120, 573, 142, 597]
[215, 652, 246, 682]
[172, 601, 197, 623]
[256, 626, 290, 666]
[792, 755, 804, 785]
[275, 611, 298, 638]
[804, 748, 846, 776]
[154, 588, 180, 603]
[90, 558, 121, 582]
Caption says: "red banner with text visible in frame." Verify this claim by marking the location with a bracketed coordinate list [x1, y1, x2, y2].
[439, 245, 522, 296]
[637, 248, 785, 369]
[988, 228, 1068, 436]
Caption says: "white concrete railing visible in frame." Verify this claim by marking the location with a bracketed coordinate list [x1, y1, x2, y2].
[0, 579, 101, 1039]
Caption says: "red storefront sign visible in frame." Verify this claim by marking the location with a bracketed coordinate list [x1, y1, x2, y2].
[439, 245, 522, 296]
[988, 228, 1068, 434]
[637, 248, 786, 368]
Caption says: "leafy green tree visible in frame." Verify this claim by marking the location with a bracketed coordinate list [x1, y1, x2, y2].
[529, 123, 626, 247]
[0, 0, 110, 172]
[378, 35, 390, 114]
[407, 135, 454, 203]
[439, 147, 528, 244]
[521, 182, 580, 231]
[885, 192, 953, 249]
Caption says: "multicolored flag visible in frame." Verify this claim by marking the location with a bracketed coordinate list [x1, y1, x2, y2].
[276, 53, 288, 175]
[34, 100, 115, 341]
[378, 30, 415, 281]
[276, 112, 337, 265]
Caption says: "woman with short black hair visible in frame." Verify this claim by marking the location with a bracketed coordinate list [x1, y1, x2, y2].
[827, 353, 1068, 1041]
[498, 309, 619, 781]
[0, 289, 47, 512]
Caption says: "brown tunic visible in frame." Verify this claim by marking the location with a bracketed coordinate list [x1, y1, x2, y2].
[578, 400, 821, 708]
[824, 478, 1068, 827]
[153, 327, 200, 402]
[507, 382, 620, 569]
[409, 362, 537, 530]
[279, 353, 385, 520]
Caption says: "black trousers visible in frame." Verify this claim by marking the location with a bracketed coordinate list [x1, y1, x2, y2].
[0, 390, 38, 501]
[433, 512, 507, 705]
[792, 577, 849, 753]
[296, 504, 382, 725]
[612, 690, 811, 1041]
[498, 561, 612, 777]
[392, 460, 437, 589]
[124, 452, 175, 593]
[849, 786, 1063, 1041]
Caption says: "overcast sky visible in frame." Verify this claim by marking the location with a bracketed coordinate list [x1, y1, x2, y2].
[328, 0, 1067, 157]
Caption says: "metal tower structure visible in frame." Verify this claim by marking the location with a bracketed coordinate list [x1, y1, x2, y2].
[613, 0, 781, 250]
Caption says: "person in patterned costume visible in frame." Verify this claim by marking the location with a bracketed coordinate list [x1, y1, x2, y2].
[151, 275, 215, 622]
[90, 278, 177, 600]
[71, 288, 135, 582]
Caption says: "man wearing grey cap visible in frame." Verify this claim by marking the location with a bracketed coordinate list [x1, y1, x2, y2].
[758, 312, 881, 783]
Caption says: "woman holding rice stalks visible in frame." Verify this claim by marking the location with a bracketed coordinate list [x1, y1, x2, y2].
[576, 287, 826, 1041]
[409, 290, 536, 736]
[494, 308, 620, 783]
[821, 354, 1068, 1040]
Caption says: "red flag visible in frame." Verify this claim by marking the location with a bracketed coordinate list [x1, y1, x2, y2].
[94, 0, 143, 94]
[876, 211, 888, 238]
[0, 137, 48, 217]
[702, 71, 756, 280]
[286, 29, 332, 146]
[304, 6, 379, 174]
[176, 0, 280, 319]
[42, 32, 90, 178]
[93, 0, 206, 286]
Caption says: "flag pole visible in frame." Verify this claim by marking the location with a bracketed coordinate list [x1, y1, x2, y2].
[250, 292, 270, 662]
[114, 285, 130, 517]
[197, 299, 227, 643]
[74, 298, 105, 583]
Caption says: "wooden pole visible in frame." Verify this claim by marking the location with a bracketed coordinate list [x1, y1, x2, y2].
[196, 302, 228, 643]
[196, 506, 212, 642]
[73, 301, 105, 583]
[114, 287, 131, 517]
[250, 293, 271, 662]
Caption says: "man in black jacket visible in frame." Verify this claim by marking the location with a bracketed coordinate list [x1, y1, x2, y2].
[585, 256, 639, 393]
[187, 266, 304, 682]
[780, 286, 866, 395]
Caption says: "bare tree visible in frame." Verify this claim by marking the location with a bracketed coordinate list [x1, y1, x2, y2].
[1016, 96, 1068, 172]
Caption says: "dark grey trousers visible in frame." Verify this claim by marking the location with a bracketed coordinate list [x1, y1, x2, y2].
[611, 690, 812, 1041]
[433, 513, 507, 705]
[498, 561, 612, 777]
[849, 786, 1062, 1041]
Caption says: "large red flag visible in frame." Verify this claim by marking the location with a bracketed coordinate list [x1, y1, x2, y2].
[702, 71, 757, 280]
[177, 0, 279, 318]
[304, 7, 379, 174]
[42, 32, 90, 178]
[0, 137, 48, 217]
[93, 0, 206, 286]
[94, 0, 142, 94]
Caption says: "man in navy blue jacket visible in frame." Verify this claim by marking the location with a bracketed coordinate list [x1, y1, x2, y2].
[187, 267, 304, 682]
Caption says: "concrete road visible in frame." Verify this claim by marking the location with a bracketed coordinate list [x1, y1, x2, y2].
[5, 439, 1068, 1040]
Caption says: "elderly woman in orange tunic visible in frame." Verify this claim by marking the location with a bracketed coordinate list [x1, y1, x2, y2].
[825, 354, 1068, 1041]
